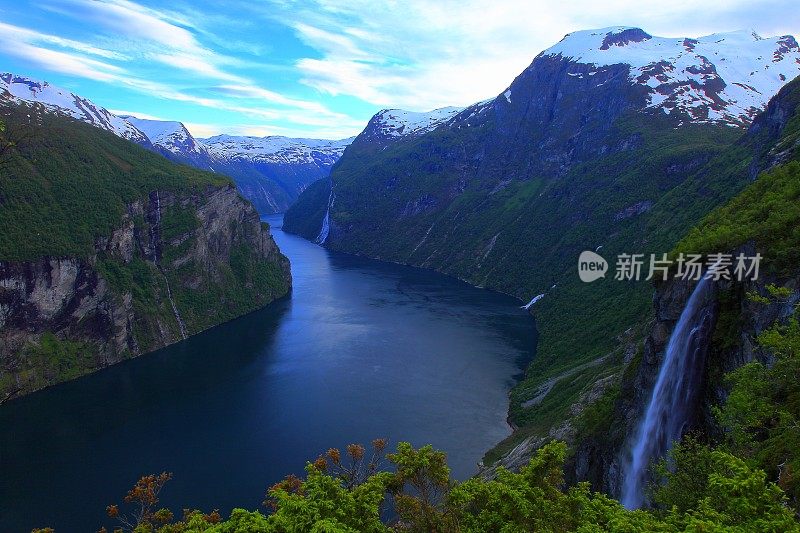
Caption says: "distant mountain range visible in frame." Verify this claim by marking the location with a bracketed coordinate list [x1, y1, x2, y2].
[0, 73, 353, 213]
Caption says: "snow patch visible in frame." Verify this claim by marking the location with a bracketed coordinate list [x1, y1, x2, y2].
[370, 106, 462, 138]
[201, 135, 353, 165]
[0, 73, 148, 143]
[543, 27, 800, 125]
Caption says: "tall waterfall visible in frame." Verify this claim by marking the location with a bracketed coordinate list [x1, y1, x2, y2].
[150, 191, 187, 340]
[161, 271, 188, 340]
[315, 190, 334, 245]
[621, 271, 717, 508]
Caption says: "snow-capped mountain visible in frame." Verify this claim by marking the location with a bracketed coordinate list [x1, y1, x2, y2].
[362, 107, 463, 140]
[122, 116, 207, 157]
[0, 73, 150, 144]
[199, 134, 353, 213]
[539, 27, 800, 125]
[201, 135, 352, 166]
[0, 72, 354, 213]
[286, 25, 800, 249]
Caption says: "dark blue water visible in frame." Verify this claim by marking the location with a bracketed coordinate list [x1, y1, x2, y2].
[0, 215, 536, 532]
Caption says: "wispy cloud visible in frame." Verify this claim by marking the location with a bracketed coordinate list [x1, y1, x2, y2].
[2, 0, 796, 138]
[263, 0, 800, 110]
[0, 0, 364, 137]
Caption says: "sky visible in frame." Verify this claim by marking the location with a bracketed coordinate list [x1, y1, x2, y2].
[0, 0, 798, 140]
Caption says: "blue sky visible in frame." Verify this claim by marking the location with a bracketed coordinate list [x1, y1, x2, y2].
[0, 0, 797, 139]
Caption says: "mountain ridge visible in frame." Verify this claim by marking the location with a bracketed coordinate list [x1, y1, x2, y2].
[0, 72, 353, 213]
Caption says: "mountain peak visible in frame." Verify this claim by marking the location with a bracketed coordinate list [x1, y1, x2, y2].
[200, 134, 352, 165]
[539, 28, 800, 126]
[0, 72, 150, 144]
[121, 115, 204, 156]
[598, 27, 652, 50]
[363, 107, 463, 141]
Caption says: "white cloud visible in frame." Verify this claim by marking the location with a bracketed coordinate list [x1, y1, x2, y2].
[266, 0, 800, 110]
[0, 2, 363, 138]
[0, 37, 124, 81]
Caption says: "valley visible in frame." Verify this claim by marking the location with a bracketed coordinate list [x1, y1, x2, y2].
[1, 11, 800, 531]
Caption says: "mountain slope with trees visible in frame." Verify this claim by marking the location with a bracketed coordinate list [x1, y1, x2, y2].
[0, 103, 291, 401]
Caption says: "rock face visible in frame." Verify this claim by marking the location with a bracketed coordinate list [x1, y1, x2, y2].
[0, 185, 290, 401]
[569, 265, 800, 497]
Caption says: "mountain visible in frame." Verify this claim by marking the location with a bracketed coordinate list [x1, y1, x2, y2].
[0, 73, 150, 144]
[121, 115, 214, 170]
[284, 26, 800, 471]
[0, 72, 353, 214]
[359, 106, 463, 143]
[199, 134, 353, 213]
[0, 102, 291, 401]
[542, 28, 800, 126]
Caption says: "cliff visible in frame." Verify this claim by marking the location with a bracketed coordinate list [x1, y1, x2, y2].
[0, 105, 291, 401]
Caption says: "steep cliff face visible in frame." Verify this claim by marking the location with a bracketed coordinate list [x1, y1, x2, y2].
[0, 185, 290, 401]
[0, 106, 291, 402]
[563, 80, 800, 495]
[567, 264, 800, 495]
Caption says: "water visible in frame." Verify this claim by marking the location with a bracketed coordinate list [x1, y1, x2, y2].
[0, 214, 536, 532]
[621, 273, 717, 508]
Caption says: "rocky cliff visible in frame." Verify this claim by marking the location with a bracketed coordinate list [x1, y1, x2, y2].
[0, 184, 290, 401]
[0, 106, 291, 402]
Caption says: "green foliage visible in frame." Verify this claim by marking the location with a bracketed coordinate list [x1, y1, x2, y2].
[90, 440, 800, 533]
[387, 442, 453, 532]
[651, 437, 717, 513]
[716, 315, 800, 510]
[18, 332, 96, 388]
[161, 204, 199, 242]
[169, 244, 290, 334]
[746, 290, 771, 305]
[0, 103, 229, 261]
[575, 384, 622, 439]
[652, 442, 799, 532]
[767, 284, 793, 300]
[676, 161, 800, 273]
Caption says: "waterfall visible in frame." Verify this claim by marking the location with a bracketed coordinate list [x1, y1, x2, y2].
[149, 190, 187, 340]
[161, 270, 187, 340]
[315, 190, 334, 245]
[149, 191, 162, 262]
[621, 271, 717, 509]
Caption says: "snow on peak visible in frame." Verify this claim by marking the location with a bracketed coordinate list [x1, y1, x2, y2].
[368, 107, 463, 138]
[122, 116, 204, 155]
[542, 27, 800, 125]
[200, 135, 353, 165]
[0, 73, 148, 143]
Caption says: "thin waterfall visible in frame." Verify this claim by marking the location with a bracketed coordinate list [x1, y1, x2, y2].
[621, 271, 718, 508]
[150, 191, 187, 340]
[161, 270, 187, 340]
[315, 189, 334, 245]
